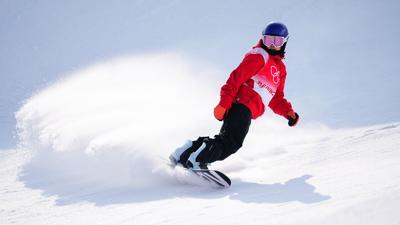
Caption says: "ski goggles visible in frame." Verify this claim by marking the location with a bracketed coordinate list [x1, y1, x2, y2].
[262, 35, 288, 47]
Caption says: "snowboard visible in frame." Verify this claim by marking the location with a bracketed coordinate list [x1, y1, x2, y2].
[168, 156, 231, 188]
[190, 169, 231, 188]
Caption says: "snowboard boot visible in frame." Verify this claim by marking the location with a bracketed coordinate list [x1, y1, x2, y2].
[169, 137, 208, 168]
[186, 139, 213, 170]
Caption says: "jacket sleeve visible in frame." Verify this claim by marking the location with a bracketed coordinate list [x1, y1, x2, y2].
[219, 53, 264, 110]
[268, 75, 294, 118]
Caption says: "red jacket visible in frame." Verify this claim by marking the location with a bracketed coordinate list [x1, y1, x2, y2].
[218, 40, 294, 119]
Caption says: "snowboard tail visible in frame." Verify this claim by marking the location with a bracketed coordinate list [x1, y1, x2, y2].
[168, 155, 231, 188]
[192, 169, 231, 188]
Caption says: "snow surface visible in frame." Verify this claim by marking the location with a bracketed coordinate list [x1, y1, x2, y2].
[1, 55, 400, 225]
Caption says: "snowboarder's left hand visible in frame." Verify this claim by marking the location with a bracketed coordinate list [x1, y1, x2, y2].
[287, 111, 299, 127]
[214, 104, 227, 121]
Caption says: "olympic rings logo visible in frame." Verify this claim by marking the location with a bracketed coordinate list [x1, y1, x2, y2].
[270, 66, 280, 84]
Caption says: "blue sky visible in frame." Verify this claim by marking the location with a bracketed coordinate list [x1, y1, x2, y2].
[1, 0, 400, 148]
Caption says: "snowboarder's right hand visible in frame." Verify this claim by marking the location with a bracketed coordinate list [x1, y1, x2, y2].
[287, 111, 299, 127]
[214, 104, 227, 121]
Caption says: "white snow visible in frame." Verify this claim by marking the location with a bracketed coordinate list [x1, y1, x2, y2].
[1, 55, 400, 225]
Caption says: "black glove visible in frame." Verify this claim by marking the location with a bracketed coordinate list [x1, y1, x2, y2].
[287, 111, 299, 127]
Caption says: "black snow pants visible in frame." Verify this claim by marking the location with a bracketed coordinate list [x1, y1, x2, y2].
[197, 103, 252, 163]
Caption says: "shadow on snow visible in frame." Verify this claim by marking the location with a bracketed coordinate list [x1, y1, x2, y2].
[19, 166, 330, 206]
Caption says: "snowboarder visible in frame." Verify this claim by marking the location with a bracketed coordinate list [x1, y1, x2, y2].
[170, 22, 300, 170]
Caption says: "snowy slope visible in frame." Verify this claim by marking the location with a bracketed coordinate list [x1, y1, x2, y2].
[2, 119, 400, 224]
[1, 55, 400, 225]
